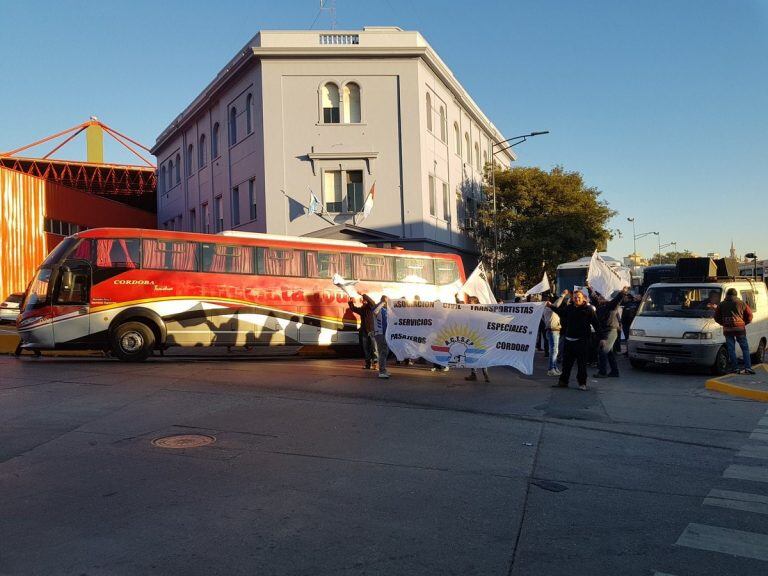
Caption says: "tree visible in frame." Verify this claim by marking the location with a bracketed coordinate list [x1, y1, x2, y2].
[478, 165, 615, 293]
[649, 250, 694, 265]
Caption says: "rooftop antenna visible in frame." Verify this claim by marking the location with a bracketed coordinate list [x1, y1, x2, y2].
[320, 0, 337, 29]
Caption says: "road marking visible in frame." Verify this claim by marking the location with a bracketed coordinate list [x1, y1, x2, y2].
[705, 489, 768, 515]
[723, 464, 768, 483]
[739, 444, 768, 460]
[676, 523, 768, 561]
[749, 430, 768, 441]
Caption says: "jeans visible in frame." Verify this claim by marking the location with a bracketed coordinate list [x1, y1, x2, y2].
[598, 330, 619, 375]
[560, 338, 589, 386]
[546, 330, 560, 370]
[374, 334, 389, 373]
[725, 334, 751, 371]
[359, 330, 378, 365]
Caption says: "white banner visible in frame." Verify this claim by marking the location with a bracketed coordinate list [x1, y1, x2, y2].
[386, 299, 545, 374]
[586, 251, 627, 298]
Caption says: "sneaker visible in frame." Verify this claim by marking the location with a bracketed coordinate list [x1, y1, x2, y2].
[554, 368, 562, 376]
[378, 372, 390, 379]
[744, 368, 756, 375]
[547, 369, 556, 376]
[578, 384, 588, 391]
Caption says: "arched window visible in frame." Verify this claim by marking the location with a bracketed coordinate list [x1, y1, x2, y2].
[425, 92, 432, 132]
[175, 153, 181, 183]
[212, 123, 220, 158]
[474, 143, 480, 171]
[186, 144, 194, 176]
[439, 106, 446, 142]
[454, 123, 461, 155]
[229, 107, 237, 146]
[483, 150, 488, 171]
[167, 160, 174, 188]
[342, 82, 361, 123]
[464, 133, 471, 163]
[246, 94, 253, 134]
[321, 83, 340, 123]
[198, 134, 207, 167]
[160, 166, 166, 194]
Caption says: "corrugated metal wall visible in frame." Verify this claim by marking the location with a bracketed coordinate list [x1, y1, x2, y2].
[0, 167, 47, 298]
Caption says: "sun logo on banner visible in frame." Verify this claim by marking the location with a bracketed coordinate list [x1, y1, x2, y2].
[431, 324, 487, 367]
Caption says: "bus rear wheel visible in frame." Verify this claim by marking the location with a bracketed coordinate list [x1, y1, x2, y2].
[111, 321, 155, 362]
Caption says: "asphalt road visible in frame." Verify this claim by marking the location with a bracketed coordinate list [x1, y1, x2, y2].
[1, 351, 767, 576]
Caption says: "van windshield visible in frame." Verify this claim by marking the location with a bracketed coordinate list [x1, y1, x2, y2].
[637, 286, 721, 318]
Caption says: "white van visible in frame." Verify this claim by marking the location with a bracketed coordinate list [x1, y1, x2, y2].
[628, 279, 768, 374]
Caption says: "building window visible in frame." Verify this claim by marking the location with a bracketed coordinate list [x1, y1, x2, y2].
[246, 94, 253, 134]
[454, 123, 461, 155]
[321, 83, 340, 123]
[229, 107, 237, 146]
[167, 160, 174, 189]
[464, 133, 471, 163]
[175, 153, 181, 183]
[212, 123, 220, 158]
[442, 182, 450, 220]
[160, 166, 166, 194]
[199, 134, 207, 167]
[474, 143, 480, 171]
[232, 186, 240, 226]
[248, 178, 256, 220]
[346, 170, 364, 212]
[342, 82, 361, 123]
[425, 92, 432, 132]
[189, 208, 196, 232]
[439, 106, 446, 142]
[323, 170, 342, 212]
[214, 196, 223, 233]
[428, 175, 436, 216]
[186, 144, 194, 176]
[202, 202, 210, 233]
[483, 150, 488, 171]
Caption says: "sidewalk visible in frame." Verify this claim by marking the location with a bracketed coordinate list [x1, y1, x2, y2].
[706, 364, 768, 402]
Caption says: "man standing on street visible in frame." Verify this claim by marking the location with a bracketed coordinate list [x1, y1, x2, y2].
[372, 295, 390, 379]
[549, 290, 600, 390]
[715, 288, 754, 374]
[588, 285, 630, 378]
[349, 294, 378, 370]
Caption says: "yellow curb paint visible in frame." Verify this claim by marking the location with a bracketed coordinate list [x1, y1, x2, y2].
[706, 377, 768, 403]
[0, 334, 20, 354]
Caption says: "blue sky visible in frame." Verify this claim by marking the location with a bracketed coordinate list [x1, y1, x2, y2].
[1, 0, 766, 259]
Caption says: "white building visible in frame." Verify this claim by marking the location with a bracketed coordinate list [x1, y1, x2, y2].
[151, 26, 514, 263]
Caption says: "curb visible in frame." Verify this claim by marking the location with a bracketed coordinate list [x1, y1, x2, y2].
[705, 364, 768, 403]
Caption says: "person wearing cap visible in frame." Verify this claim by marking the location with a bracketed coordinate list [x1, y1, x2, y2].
[715, 288, 754, 374]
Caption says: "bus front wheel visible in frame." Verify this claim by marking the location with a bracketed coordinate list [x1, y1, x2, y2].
[111, 321, 155, 362]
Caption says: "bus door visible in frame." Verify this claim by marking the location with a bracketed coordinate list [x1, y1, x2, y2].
[51, 260, 92, 345]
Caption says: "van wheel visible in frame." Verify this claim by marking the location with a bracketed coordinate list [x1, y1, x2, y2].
[752, 338, 766, 365]
[629, 358, 646, 370]
[712, 345, 729, 375]
[111, 321, 155, 362]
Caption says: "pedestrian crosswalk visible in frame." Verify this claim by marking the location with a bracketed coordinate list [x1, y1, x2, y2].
[664, 407, 768, 573]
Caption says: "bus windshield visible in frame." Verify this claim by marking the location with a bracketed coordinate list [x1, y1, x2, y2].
[22, 268, 53, 312]
[637, 286, 721, 318]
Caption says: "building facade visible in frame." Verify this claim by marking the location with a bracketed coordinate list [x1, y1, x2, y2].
[152, 27, 513, 263]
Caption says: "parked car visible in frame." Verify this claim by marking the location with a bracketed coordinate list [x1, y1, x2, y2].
[628, 279, 768, 374]
[0, 293, 24, 323]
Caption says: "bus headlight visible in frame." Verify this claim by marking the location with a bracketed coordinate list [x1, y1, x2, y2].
[683, 332, 713, 340]
[629, 329, 645, 337]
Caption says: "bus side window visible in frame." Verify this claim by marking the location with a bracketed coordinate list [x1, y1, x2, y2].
[144, 239, 199, 271]
[202, 244, 252, 274]
[96, 238, 141, 268]
[435, 259, 459, 285]
[263, 248, 304, 276]
[395, 257, 434, 284]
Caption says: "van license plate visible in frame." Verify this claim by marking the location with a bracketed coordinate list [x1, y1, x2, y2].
[654, 356, 670, 364]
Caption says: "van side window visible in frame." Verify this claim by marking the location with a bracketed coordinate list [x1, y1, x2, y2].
[740, 290, 756, 311]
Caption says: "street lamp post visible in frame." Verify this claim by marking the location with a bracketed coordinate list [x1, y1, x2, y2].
[746, 252, 758, 279]
[659, 241, 677, 264]
[627, 217, 637, 262]
[632, 230, 659, 265]
[490, 131, 549, 296]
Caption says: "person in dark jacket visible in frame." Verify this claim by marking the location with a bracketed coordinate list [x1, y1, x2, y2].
[588, 285, 630, 378]
[714, 288, 754, 374]
[349, 294, 378, 369]
[549, 290, 600, 390]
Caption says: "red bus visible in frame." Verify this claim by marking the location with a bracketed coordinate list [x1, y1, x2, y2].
[16, 228, 466, 361]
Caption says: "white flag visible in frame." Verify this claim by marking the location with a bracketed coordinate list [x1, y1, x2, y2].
[308, 190, 321, 215]
[458, 263, 496, 304]
[524, 271, 550, 296]
[586, 251, 627, 298]
[332, 274, 360, 299]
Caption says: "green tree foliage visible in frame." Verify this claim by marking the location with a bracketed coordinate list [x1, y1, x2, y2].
[649, 250, 695, 265]
[479, 165, 615, 292]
